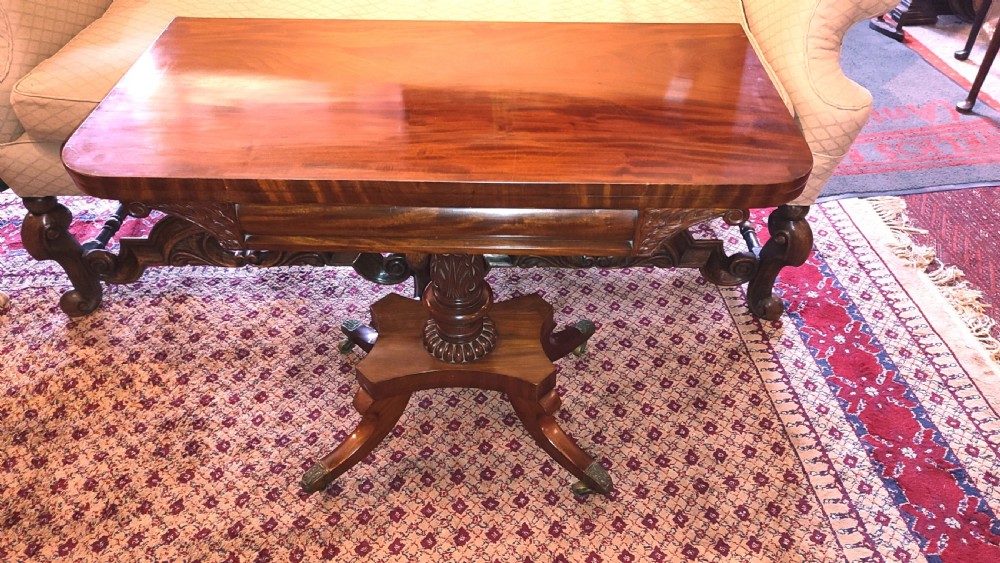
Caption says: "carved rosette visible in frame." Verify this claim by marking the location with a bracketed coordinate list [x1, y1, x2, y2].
[422, 254, 496, 363]
[424, 315, 497, 363]
[722, 209, 750, 226]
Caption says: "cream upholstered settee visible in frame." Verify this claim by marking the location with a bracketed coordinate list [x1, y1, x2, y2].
[0, 0, 896, 316]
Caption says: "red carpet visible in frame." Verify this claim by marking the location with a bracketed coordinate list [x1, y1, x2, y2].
[1, 196, 999, 561]
[901, 186, 1000, 342]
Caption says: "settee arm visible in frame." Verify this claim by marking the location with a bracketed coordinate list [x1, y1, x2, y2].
[0, 0, 112, 144]
[740, 0, 897, 205]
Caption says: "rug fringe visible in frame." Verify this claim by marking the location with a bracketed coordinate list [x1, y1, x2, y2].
[866, 197, 1000, 362]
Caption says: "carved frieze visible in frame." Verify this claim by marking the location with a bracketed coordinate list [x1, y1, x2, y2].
[635, 208, 737, 256]
[86, 215, 360, 285]
[126, 201, 245, 250]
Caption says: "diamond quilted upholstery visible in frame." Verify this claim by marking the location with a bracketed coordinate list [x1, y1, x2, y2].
[0, 131, 80, 195]
[0, 0, 112, 144]
[741, 0, 898, 204]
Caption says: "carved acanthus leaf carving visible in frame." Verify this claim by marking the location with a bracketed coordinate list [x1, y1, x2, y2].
[635, 209, 732, 255]
[133, 202, 245, 250]
[430, 254, 487, 302]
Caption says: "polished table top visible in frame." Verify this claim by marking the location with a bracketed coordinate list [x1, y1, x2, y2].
[62, 18, 811, 211]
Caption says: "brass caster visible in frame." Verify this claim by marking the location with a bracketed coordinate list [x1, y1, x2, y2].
[300, 462, 333, 494]
[341, 318, 363, 332]
[569, 462, 613, 496]
[338, 319, 364, 353]
[572, 319, 596, 356]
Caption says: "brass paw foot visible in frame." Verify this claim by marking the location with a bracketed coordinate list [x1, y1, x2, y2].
[300, 462, 334, 493]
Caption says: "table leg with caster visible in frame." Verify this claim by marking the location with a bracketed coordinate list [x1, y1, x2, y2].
[338, 319, 378, 353]
[543, 319, 596, 360]
[510, 390, 613, 496]
[300, 388, 411, 493]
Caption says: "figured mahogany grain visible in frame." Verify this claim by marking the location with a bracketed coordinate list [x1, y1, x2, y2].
[62, 18, 811, 210]
[237, 205, 638, 255]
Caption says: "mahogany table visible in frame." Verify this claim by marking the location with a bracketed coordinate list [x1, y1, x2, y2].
[62, 18, 813, 496]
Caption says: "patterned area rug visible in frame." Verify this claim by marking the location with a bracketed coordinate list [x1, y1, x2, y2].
[1, 196, 999, 561]
[898, 186, 1000, 347]
[822, 22, 1000, 199]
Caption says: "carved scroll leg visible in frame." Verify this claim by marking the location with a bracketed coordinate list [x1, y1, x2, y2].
[746, 205, 813, 321]
[543, 320, 596, 361]
[509, 390, 613, 496]
[21, 197, 103, 317]
[300, 388, 411, 494]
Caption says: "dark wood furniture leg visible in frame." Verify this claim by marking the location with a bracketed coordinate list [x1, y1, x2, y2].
[955, 0, 992, 59]
[20, 197, 103, 316]
[956, 0, 999, 113]
[543, 320, 596, 360]
[509, 391, 613, 496]
[747, 205, 813, 321]
[301, 253, 610, 496]
[871, 0, 940, 41]
[338, 320, 379, 353]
